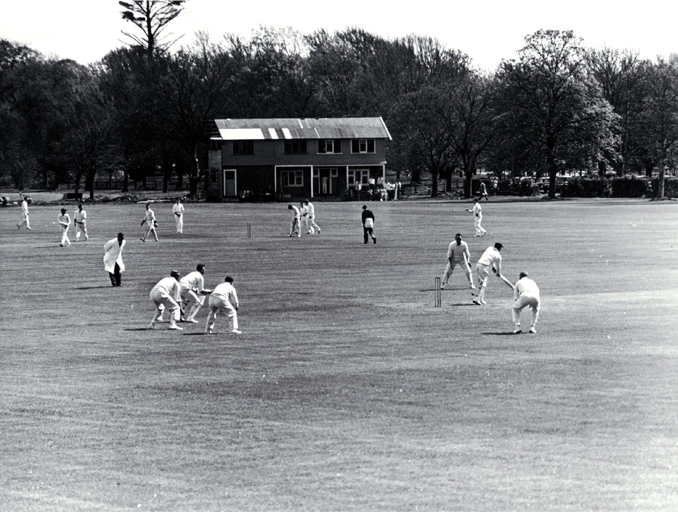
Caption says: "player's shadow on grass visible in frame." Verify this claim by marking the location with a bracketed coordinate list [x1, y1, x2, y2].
[77, 286, 114, 290]
[124, 328, 152, 331]
[450, 303, 480, 307]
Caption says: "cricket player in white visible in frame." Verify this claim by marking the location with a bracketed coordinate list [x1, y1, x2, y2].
[299, 201, 309, 233]
[180, 264, 210, 323]
[149, 270, 183, 330]
[441, 233, 475, 289]
[58, 208, 71, 247]
[172, 198, 184, 233]
[205, 276, 241, 334]
[140, 203, 158, 242]
[473, 242, 503, 305]
[511, 272, 540, 334]
[74, 204, 88, 241]
[466, 199, 486, 237]
[288, 204, 301, 237]
[17, 195, 31, 230]
[303, 200, 321, 234]
[103, 233, 125, 286]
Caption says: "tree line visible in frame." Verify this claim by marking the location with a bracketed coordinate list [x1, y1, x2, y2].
[2, 26, 678, 199]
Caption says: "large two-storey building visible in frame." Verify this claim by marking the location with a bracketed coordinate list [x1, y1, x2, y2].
[207, 117, 392, 200]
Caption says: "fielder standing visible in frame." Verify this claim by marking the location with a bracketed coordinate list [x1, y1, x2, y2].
[140, 203, 158, 242]
[288, 204, 301, 237]
[74, 204, 88, 241]
[58, 208, 71, 247]
[179, 263, 211, 323]
[303, 200, 321, 234]
[473, 242, 503, 305]
[17, 194, 31, 230]
[510, 272, 540, 334]
[466, 199, 486, 237]
[149, 270, 183, 330]
[361, 205, 376, 244]
[299, 200, 309, 233]
[205, 276, 241, 334]
[440, 233, 475, 290]
[172, 198, 184, 234]
[103, 233, 125, 287]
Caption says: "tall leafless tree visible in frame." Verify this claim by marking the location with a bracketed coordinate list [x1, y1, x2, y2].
[119, 0, 186, 58]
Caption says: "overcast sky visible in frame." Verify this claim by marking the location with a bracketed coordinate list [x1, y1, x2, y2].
[2, 0, 677, 70]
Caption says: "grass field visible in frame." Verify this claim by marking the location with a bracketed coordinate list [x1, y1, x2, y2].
[1, 198, 678, 511]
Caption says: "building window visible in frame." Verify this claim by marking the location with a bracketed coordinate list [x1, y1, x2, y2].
[281, 170, 304, 187]
[284, 140, 307, 155]
[318, 139, 342, 154]
[351, 139, 375, 154]
[233, 141, 254, 155]
[347, 168, 370, 186]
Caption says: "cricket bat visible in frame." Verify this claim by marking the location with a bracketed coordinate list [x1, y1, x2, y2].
[497, 273, 515, 290]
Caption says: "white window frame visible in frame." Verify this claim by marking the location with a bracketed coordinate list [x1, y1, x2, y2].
[351, 139, 375, 154]
[319, 139, 342, 154]
[281, 170, 304, 187]
[347, 168, 370, 186]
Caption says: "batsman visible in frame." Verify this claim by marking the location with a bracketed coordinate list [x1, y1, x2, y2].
[473, 242, 504, 305]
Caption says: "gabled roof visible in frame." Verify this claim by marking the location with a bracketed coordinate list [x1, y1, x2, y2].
[212, 117, 392, 141]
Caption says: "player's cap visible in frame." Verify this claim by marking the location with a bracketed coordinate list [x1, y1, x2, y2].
[60, 208, 66, 213]
[170, 270, 180, 279]
[362, 205, 367, 210]
[519, 272, 529, 279]
[224, 276, 234, 283]
[494, 243, 503, 250]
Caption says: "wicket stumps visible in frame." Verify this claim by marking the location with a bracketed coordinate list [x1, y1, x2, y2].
[434, 277, 442, 307]
[247, 222, 252, 239]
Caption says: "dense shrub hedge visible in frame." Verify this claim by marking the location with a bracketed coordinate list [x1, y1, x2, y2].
[651, 177, 678, 197]
[610, 176, 652, 198]
[560, 178, 610, 198]
[497, 175, 676, 197]
[496, 179, 539, 196]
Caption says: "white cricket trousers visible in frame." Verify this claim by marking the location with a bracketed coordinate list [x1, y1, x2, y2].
[19, 213, 30, 229]
[75, 221, 88, 240]
[474, 216, 486, 236]
[442, 259, 472, 285]
[143, 224, 158, 241]
[150, 289, 180, 317]
[307, 215, 320, 233]
[175, 214, 183, 233]
[207, 296, 239, 331]
[512, 294, 540, 329]
[60, 226, 70, 246]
